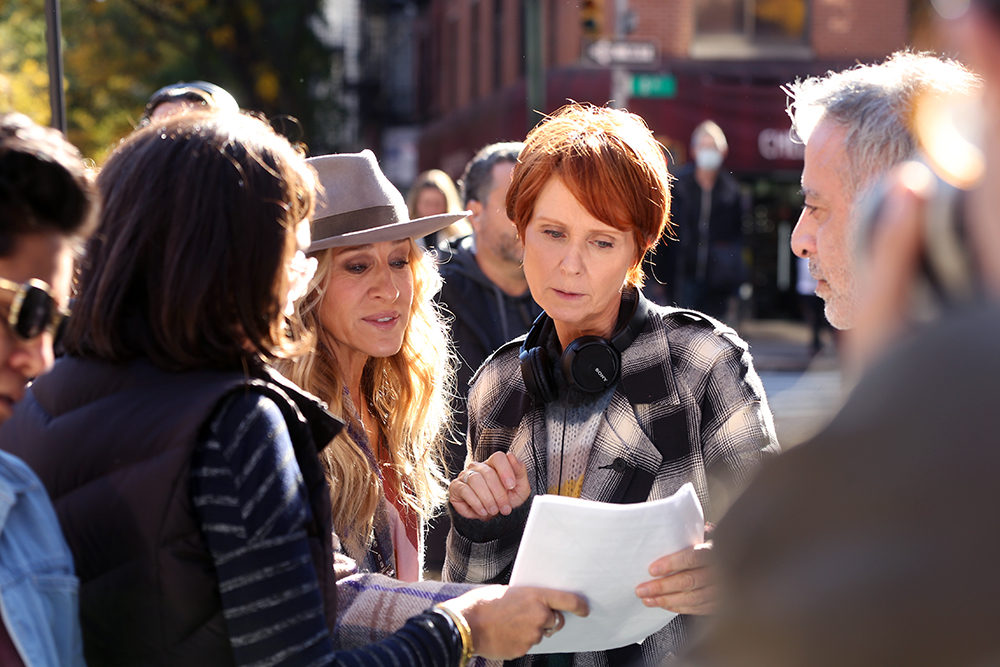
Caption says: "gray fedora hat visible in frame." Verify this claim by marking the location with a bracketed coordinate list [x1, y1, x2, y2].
[307, 150, 470, 252]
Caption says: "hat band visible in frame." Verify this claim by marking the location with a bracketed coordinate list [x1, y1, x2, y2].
[311, 204, 409, 242]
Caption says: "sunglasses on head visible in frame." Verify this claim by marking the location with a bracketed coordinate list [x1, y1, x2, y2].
[0, 278, 69, 342]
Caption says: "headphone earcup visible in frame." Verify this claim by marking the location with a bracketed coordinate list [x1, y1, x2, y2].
[518, 289, 648, 401]
[562, 336, 621, 393]
[520, 346, 558, 404]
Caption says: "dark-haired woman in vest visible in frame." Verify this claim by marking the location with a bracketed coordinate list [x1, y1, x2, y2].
[0, 111, 585, 667]
[445, 103, 780, 667]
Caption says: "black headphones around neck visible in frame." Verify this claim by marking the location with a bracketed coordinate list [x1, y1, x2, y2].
[519, 289, 649, 404]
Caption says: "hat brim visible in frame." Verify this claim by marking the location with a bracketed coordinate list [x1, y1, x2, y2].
[308, 211, 470, 252]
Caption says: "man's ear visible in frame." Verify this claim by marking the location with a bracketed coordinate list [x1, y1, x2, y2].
[468, 199, 485, 233]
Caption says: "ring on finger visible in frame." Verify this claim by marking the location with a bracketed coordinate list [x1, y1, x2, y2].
[542, 611, 565, 638]
[552, 611, 565, 632]
[463, 470, 478, 484]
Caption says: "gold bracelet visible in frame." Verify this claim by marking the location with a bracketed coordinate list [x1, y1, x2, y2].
[434, 602, 475, 667]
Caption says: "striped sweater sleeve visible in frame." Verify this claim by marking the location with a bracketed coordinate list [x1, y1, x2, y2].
[192, 391, 466, 667]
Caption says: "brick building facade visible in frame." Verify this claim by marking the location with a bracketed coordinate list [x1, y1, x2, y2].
[414, 0, 909, 176]
[395, 0, 911, 316]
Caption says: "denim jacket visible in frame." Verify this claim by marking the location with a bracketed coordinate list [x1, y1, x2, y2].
[0, 450, 85, 667]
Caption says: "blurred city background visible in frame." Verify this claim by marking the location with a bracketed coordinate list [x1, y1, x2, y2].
[2, 0, 941, 444]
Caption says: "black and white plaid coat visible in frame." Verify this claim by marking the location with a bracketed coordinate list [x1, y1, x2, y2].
[444, 291, 780, 666]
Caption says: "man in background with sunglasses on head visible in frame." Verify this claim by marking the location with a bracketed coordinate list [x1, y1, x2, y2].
[0, 112, 98, 667]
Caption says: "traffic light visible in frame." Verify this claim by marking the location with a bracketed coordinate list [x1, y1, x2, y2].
[581, 0, 604, 38]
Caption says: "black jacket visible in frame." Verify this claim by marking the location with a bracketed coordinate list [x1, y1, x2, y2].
[647, 165, 747, 300]
[436, 234, 542, 458]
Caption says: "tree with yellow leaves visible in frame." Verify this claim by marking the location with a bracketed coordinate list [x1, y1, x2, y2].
[1, 0, 338, 161]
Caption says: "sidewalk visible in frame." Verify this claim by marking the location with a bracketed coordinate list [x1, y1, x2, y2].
[737, 318, 844, 448]
[736, 318, 840, 373]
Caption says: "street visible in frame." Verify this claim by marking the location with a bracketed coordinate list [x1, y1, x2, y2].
[760, 368, 843, 449]
[739, 318, 844, 449]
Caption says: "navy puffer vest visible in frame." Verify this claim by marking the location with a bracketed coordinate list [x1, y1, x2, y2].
[0, 357, 342, 667]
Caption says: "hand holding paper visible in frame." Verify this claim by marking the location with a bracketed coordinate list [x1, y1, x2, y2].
[637, 540, 716, 615]
[508, 483, 705, 654]
[437, 584, 589, 660]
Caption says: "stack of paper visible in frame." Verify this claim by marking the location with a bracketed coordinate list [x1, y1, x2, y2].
[509, 483, 705, 654]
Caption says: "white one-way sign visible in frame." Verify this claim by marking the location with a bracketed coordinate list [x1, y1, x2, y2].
[585, 39, 659, 67]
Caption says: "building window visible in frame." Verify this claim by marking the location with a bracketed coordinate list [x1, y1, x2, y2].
[693, 0, 810, 58]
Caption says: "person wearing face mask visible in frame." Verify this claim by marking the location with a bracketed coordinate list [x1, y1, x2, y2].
[648, 121, 747, 324]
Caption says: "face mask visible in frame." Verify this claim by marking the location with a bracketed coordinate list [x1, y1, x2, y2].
[695, 148, 724, 171]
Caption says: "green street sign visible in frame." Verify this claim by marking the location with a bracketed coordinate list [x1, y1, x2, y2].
[631, 73, 677, 99]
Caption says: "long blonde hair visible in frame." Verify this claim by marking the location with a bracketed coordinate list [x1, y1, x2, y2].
[281, 239, 453, 554]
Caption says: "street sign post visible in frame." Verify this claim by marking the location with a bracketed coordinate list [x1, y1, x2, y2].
[585, 39, 659, 68]
[525, 0, 545, 131]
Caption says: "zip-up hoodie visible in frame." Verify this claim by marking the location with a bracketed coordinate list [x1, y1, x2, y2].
[438, 235, 542, 404]
[428, 235, 542, 570]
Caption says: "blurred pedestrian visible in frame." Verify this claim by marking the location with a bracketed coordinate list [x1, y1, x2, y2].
[407, 169, 470, 247]
[651, 121, 747, 324]
[0, 112, 98, 667]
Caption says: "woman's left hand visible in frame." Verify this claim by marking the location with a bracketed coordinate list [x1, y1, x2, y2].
[634, 541, 717, 615]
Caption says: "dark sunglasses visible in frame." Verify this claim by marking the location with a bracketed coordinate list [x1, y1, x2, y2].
[0, 278, 70, 342]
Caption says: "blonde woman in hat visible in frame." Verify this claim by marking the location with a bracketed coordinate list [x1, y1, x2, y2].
[283, 150, 461, 582]
[282, 151, 587, 654]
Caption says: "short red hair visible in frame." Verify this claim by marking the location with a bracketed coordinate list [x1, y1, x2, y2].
[506, 103, 673, 286]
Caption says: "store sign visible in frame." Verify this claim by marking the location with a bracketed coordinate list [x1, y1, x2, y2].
[758, 128, 805, 161]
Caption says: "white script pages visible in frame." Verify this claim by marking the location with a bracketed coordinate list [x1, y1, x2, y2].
[509, 483, 705, 654]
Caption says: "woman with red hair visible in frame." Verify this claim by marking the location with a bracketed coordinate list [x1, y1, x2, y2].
[445, 103, 780, 666]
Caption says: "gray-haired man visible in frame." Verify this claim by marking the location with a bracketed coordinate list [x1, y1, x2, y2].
[788, 51, 979, 329]
[680, 20, 1000, 664]
[437, 141, 541, 436]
